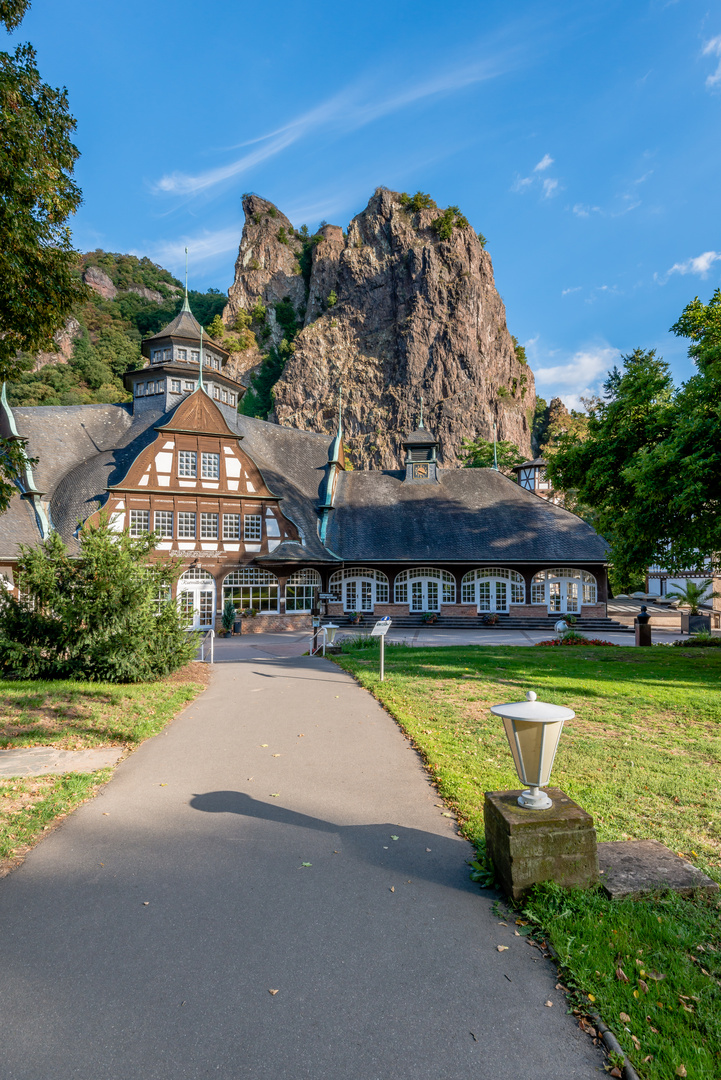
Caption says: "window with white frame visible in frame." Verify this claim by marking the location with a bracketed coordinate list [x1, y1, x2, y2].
[223, 568, 279, 613]
[201, 452, 220, 479]
[215, 358, 221, 371]
[170, 379, 181, 394]
[155, 380, 165, 395]
[147, 381, 155, 395]
[152, 350, 162, 364]
[191, 350, 199, 364]
[178, 451, 197, 477]
[129, 510, 149, 536]
[393, 567, 456, 604]
[135, 383, 145, 397]
[531, 568, 597, 605]
[461, 568, 525, 606]
[328, 567, 390, 612]
[286, 568, 321, 612]
[154, 511, 173, 538]
[200, 512, 218, 539]
[243, 514, 262, 541]
[223, 513, 241, 540]
[177, 512, 196, 539]
[222, 389, 228, 403]
[151, 585, 172, 615]
[213, 386, 221, 400]
[163, 349, 171, 362]
[184, 381, 194, 392]
[229, 393, 236, 407]
[177, 348, 187, 361]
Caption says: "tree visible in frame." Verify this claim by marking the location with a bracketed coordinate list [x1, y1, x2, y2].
[459, 436, 525, 475]
[0, 518, 197, 681]
[545, 333, 721, 580]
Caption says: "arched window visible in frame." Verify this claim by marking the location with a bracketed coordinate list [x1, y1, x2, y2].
[286, 568, 321, 612]
[393, 568, 456, 612]
[461, 568, 525, 612]
[531, 569, 597, 612]
[179, 567, 213, 583]
[223, 568, 279, 613]
[328, 567, 389, 613]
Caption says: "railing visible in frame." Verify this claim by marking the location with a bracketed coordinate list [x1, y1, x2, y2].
[194, 628, 215, 664]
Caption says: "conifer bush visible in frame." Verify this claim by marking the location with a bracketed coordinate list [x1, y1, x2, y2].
[0, 519, 197, 681]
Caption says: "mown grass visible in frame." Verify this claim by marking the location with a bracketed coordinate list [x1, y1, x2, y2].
[334, 644, 721, 1080]
[0, 667, 207, 873]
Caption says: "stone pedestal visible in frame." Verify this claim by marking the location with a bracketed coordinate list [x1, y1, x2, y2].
[484, 788, 599, 901]
[635, 620, 652, 646]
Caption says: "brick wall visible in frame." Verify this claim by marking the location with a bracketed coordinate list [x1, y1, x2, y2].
[218, 614, 312, 634]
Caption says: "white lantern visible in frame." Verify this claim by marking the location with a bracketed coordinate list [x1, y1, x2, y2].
[324, 623, 338, 645]
[490, 691, 574, 810]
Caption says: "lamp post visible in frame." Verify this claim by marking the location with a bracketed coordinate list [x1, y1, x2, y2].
[490, 691, 575, 810]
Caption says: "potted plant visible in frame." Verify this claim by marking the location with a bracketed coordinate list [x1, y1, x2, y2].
[666, 579, 719, 634]
[242, 607, 259, 619]
[482, 612, 499, 626]
[221, 599, 236, 637]
[347, 611, 362, 625]
[421, 611, 438, 624]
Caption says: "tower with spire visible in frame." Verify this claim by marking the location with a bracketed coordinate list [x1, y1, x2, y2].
[122, 278, 244, 421]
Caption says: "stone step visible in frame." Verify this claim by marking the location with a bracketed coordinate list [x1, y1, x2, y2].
[330, 616, 633, 633]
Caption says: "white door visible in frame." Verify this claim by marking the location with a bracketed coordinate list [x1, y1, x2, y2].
[547, 580, 578, 614]
[179, 584, 215, 630]
[410, 579, 440, 612]
[344, 580, 374, 613]
[477, 580, 508, 613]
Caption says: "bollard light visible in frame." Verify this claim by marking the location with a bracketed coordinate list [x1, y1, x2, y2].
[490, 691, 575, 810]
[324, 623, 339, 645]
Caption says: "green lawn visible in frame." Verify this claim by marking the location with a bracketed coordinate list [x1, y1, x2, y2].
[0, 666, 207, 872]
[335, 643, 721, 1080]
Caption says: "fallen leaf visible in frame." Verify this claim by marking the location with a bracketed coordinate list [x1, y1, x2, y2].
[638, 980, 649, 994]
[389, 886, 395, 892]
[588, 994, 596, 1003]
[616, 966, 629, 982]
[701, 967, 710, 976]
[270, 793, 280, 798]
[633, 990, 639, 999]
[390, 835, 399, 840]
[272, 754, 281, 758]
[260, 744, 268, 748]
[102, 812, 110, 816]
[643, 1056, 653, 1064]
[631, 1034, 641, 1050]
[333, 851, 340, 854]
[426, 848, 432, 852]
[545, 1000, 553, 1007]
[159, 783, 167, 786]
[646, 971, 665, 982]
[496, 945, 509, 952]
[609, 1069, 622, 1078]
[498, 922, 508, 927]
[619, 1012, 631, 1023]
[301, 862, 312, 867]
[268, 989, 279, 996]
[514, 930, 521, 937]
[142, 901, 149, 906]
[676, 1067, 687, 1078]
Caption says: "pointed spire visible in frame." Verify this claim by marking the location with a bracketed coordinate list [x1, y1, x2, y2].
[182, 247, 191, 312]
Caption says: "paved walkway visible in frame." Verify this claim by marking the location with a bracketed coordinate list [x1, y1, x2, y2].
[0, 656, 603, 1080]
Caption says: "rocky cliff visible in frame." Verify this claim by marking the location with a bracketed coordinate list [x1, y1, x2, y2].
[224, 188, 535, 468]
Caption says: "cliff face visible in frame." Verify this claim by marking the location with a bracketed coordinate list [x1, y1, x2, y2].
[224, 188, 535, 467]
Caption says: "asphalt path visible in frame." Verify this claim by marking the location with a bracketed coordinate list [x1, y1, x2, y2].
[0, 655, 604, 1080]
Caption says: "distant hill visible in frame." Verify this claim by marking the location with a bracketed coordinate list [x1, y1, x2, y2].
[7, 252, 226, 407]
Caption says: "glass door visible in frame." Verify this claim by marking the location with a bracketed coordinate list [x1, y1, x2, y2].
[548, 582, 562, 613]
[494, 580, 508, 612]
[426, 580, 439, 611]
[411, 580, 424, 611]
[360, 580, 373, 612]
[179, 585, 215, 629]
[547, 579, 579, 614]
[344, 581, 357, 611]
[565, 581, 579, 613]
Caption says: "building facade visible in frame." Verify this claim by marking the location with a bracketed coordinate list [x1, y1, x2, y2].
[0, 301, 611, 631]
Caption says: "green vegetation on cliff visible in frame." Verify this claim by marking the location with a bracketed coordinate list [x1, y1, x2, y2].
[7, 253, 226, 407]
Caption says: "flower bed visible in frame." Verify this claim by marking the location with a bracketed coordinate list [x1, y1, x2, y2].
[535, 634, 615, 647]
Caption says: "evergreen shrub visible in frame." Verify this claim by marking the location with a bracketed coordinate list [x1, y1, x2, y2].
[0, 518, 197, 681]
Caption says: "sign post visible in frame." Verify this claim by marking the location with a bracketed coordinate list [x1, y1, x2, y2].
[370, 617, 392, 681]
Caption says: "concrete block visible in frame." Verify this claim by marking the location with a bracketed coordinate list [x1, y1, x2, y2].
[598, 839, 719, 899]
[484, 788, 599, 901]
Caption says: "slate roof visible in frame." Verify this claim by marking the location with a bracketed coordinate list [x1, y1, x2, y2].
[324, 467, 608, 564]
[403, 426, 437, 446]
[142, 305, 227, 356]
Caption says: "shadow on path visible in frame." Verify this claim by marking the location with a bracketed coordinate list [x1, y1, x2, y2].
[190, 789, 478, 893]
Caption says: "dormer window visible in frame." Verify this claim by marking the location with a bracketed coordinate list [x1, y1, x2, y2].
[177, 348, 187, 361]
[135, 382, 145, 397]
[170, 379, 181, 394]
[213, 386, 221, 401]
[214, 357, 221, 371]
[163, 348, 171, 362]
[191, 350, 199, 364]
[152, 350, 162, 364]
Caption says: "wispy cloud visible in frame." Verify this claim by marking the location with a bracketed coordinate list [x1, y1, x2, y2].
[660, 250, 721, 280]
[133, 227, 241, 274]
[571, 203, 601, 217]
[153, 56, 507, 198]
[532, 343, 619, 406]
[512, 153, 561, 199]
[534, 153, 554, 172]
[561, 286, 582, 296]
[703, 35, 721, 89]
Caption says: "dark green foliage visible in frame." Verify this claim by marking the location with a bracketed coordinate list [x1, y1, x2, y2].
[327, 290, 337, 308]
[239, 346, 286, 419]
[0, 433, 37, 515]
[267, 206, 278, 219]
[0, 0, 30, 31]
[531, 398, 549, 455]
[7, 252, 224, 407]
[222, 598, 236, 633]
[399, 191, 437, 212]
[0, 41, 85, 379]
[277, 227, 289, 245]
[477, 232, 488, 249]
[273, 298, 300, 340]
[511, 335, 527, 364]
[460, 436, 525, 474]
[431, 205, 470, 240]
[0, 519, 197, 682]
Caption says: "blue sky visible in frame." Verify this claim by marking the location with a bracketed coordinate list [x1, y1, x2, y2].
[11, 0, 721, 407]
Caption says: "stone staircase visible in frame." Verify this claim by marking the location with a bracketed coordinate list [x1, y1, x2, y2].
[329, 612, 633, 633]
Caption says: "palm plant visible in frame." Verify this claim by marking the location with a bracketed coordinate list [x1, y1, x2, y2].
[665, 579, 719, 615]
